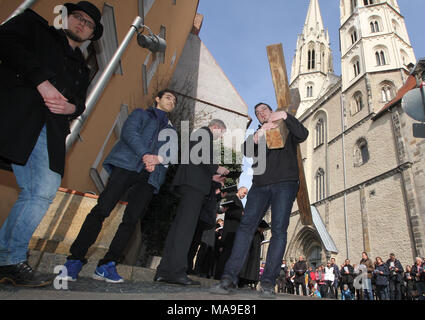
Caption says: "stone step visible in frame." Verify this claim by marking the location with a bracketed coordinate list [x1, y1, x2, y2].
[28, 250, 219, 287]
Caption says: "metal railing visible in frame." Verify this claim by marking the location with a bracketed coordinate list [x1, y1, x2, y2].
[2, 0, 37, 25]
[66, 16, 144, 152]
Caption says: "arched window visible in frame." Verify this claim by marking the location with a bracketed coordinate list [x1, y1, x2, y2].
[351, 0, 358, 13]
[351, 29, 358, 45]
[370, 20, 380, 33]
[315, 168, 326, 201]
[381, 83, 394, 102]
[315, 118, 325, 148]
[363, 0, 375, 5]
[352, 92, 364, 115]
[352, 59, 361, 78]
[354, 138, 370, 167]
[308, 49, 316, 70]
[308, 246, 322, 268]
[375, 50, 387, 66]
[306, 84, 314, 98]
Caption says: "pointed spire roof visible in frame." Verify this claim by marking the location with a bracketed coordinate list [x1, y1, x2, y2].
[303, 0, 325, 34]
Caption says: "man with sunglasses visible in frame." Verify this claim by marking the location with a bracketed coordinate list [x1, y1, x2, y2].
[0, 1, 103, 287]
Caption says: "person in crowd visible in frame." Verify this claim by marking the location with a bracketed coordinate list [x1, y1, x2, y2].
[360, 252, 374, 300]
[60, 89, 177, 283]
[310, 283, 321, 298]
[340, 259, 355, 295]
[286, 263, 295, 294]
[277, 259, 288, 293]
[412, 257, 425, 300]
[154, 120, 229, 286]
[341, 284, 354, 300]
[324, 261, 336, 298]
[210, 102, 308, 298]
[316, 265, 327, 298]
[293, 256, 308, 296]
[187, 182, 222, 276]
[403, 265, 415, 300]
[330, 257, 340, 299]
[239, 220, 269, 289]
[0, 1, 103, 287]
[386, 253, 403, 300]
[214, 187, 248, 279]
[353, 264, 363, 300]
[374, 257, 390, 300]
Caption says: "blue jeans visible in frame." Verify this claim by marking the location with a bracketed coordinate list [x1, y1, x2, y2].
[0, 126, 61, 266]
[222, 180, 299, 287]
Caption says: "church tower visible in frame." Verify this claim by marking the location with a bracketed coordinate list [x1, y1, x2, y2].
[290, 0, 337, 117]
[339, 0, 416, 115]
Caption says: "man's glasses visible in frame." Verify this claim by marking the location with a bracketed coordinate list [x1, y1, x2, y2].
[71, 12, 95, 30]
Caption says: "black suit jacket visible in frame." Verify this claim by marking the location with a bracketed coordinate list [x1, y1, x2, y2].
[0, 9, 89, 176]
[172, 127, 219, 195]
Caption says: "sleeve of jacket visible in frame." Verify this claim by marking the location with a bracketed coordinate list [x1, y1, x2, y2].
[0, 10, 55, 87]
[284, 113, 309, 144]
[120, 109, 152, 159]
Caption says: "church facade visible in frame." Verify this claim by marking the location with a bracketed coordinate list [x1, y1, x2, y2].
[284, 0, 425, 268]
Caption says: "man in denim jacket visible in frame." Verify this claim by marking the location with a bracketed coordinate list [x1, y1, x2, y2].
[59, 89, 178, 283]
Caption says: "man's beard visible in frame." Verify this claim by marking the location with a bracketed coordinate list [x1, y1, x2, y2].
[64, 29, 86, 43]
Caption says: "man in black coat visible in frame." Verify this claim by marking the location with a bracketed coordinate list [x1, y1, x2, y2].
[154, 119, 229, 285]
[386, 253, 404, 300]
[0, 2, 103, 287]
[214, 187, 248, 279]
[340, 259, 355, 295]
[294, 256, 308, 296]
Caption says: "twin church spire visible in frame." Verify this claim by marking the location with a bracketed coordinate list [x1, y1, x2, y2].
[290, 0, 336, 117]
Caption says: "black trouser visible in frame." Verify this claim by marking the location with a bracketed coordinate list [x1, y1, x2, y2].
[68, 167, 154, 266]
[389, 278, 402, 300]
[156, 185, 205, 279]
[187, 220, 210, 273]
[295, 280, 307, 296]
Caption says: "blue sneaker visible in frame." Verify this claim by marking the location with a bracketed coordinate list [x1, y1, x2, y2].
[57, 260, 83, 282]
[93, 261, 124, 283]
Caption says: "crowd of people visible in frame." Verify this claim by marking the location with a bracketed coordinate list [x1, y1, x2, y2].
[275, 252, 425, 300]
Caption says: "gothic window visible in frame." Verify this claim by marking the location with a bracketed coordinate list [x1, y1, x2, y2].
[315, 119, 325, 148]
[351, 0, 358, 13]
[306, 85, 314, 98]
[352, 59, 361, 78]
[351, 29, 358, 45]
[315, 168, 326, 201]
[308, 49, 316, 70]
[352, 92, 364, 114]
[370, 20, 380, 33]
[354, 138, 369, 167]
[363, 0, 375, 5]
[375, 50, 387, 66]
[381, 83, 394, 102]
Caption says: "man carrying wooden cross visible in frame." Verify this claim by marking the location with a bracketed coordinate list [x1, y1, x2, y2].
[210, 44, 309, 298]
[210, 102, 308, 298]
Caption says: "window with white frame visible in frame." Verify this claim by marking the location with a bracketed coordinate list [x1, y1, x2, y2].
[352, 92, 364, 115]
[90, 105, 129, 192]
[308, 48, 316, 70]
[306, 84, 314, 98]
[375, 50, 387, 66]
[315, 118, 325, 148]
[370, 20, 380, 33]
[315, 168, 326, 202]
[381, 82, 394, 102]
[352, 59, 361, 78]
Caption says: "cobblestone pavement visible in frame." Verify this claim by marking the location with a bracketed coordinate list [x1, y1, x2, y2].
[0, 275, 315, 300]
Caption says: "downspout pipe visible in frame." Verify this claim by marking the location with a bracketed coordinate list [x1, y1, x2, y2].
[2, 0, 38, 24]
[66, 16, 144, 153]
[340, 93, 350, 259]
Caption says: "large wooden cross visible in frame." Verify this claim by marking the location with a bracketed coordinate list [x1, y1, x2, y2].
[266, 43, 312, 226]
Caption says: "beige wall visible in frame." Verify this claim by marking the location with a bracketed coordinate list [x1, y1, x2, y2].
[0, 0, 199, 225]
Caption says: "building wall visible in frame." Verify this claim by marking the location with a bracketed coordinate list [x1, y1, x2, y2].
[0, 0, 199, 225]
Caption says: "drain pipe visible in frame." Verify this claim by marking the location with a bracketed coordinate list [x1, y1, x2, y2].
[340, 92, 350, 259]
[66, 16, 144, 153]
[2, 0, 38, 24]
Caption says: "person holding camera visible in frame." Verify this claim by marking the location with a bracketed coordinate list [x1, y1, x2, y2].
[386, 253, 404, 300]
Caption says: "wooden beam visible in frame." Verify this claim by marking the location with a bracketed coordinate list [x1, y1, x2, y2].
[266, 43, 312, 226]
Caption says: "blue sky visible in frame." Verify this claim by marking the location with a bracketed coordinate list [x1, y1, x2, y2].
[197, 0, 425, 128]
[196, 0, 425, 192]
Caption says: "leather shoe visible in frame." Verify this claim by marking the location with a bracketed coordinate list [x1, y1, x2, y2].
[154, 274, 200, 286]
